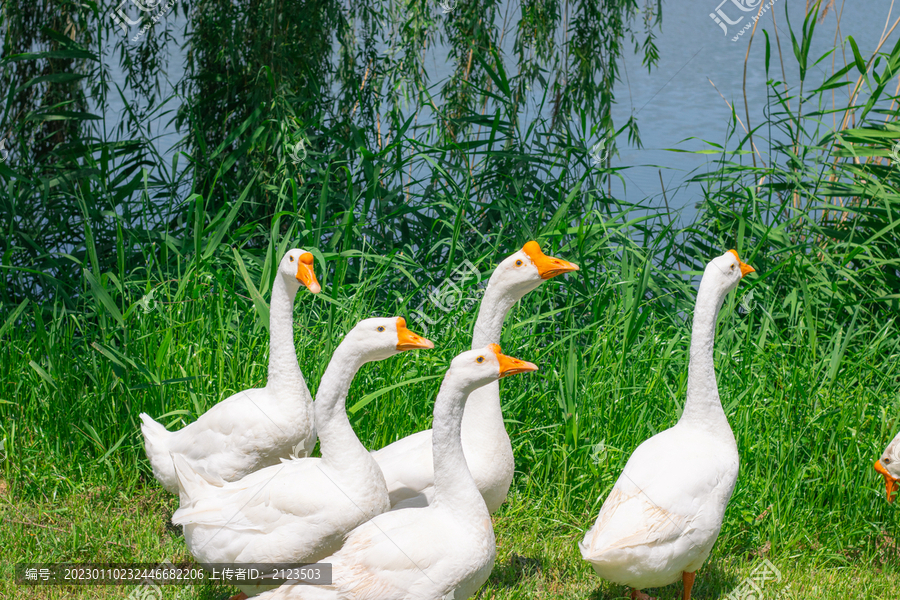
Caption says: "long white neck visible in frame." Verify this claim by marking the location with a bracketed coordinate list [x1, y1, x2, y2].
[463, 282, 521, 444]
[266, 275, 307, 395]
[679, 276, 730, 429]
[470, 282, 520, 349]
[432, 374, 488, 513]
[314, 343, 369, 466]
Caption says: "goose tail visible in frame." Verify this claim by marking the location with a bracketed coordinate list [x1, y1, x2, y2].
[171, 453, 216, 506]
[139, 413, 178, 494]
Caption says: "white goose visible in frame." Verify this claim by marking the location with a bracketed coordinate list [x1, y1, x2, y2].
[255, 344, 539, 600]
[580, 250, 754, 600]
[140, 249, 321, 493]
[171, 317, 433, 597]
[874, 430, 900, 503]
[373, 240, 577, 512]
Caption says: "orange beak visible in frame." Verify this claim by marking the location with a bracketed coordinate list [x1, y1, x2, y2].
[522, 241, 579, 280]
[874, 459, 898, 503]
[727, 249, 755, 278]
[296, 252, 321, 294]
[395, 317, 434, 351]
[488, 343, 538, 378]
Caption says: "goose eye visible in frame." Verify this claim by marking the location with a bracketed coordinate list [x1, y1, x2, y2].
[377, 326, 385, 332]
[515, 260, 523, 267]
[289, 256, 294, 262]
[476, 356, 484, 363]
[887, 458, 893, 464]
[730, 264, 735, 270]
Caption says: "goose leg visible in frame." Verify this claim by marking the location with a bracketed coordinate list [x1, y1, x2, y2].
[630, 589, 656, 600]
[227, 593, 249, 600]
[682, 571, 696, 600]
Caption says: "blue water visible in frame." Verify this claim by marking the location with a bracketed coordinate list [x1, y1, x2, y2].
[102, 0, 900, 224]
[606, 0, 900, 223]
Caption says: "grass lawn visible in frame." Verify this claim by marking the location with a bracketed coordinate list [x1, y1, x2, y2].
[3, 250, 900, 598]
[3, 479, 899, 599]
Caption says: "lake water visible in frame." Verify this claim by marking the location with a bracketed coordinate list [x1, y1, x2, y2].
[104, 1, 900, 225]
[606, 0, 900, 224]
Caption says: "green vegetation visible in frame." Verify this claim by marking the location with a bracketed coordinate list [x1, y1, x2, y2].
[2, 1, 900, 598]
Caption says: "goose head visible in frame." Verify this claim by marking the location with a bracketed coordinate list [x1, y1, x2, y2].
[342, 317, 434, 362]
[447, 343, 538, 394]
[874, 431, 900, 502]
[703, 249, 755, 295]
[280, 249, 321, 294]
[487, 240, 579, 301]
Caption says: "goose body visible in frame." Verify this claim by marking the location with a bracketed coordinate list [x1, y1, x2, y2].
[170, 318, 433, 587]
[580, 250, 754, 600]
[373, 241, 577, 512]
[373, 406, 511, 512]
[875, 430, 900, 502]
[580, 425, 739, 590]
[255, 345, 538, 600]
[140, 249, 321, 493]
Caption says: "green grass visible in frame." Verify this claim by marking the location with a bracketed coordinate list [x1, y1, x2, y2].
[2, 487, 899, 599]
[1, 231, 899, 598]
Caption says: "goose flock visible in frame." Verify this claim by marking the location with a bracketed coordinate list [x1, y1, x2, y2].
[139, 243, 895, 600]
